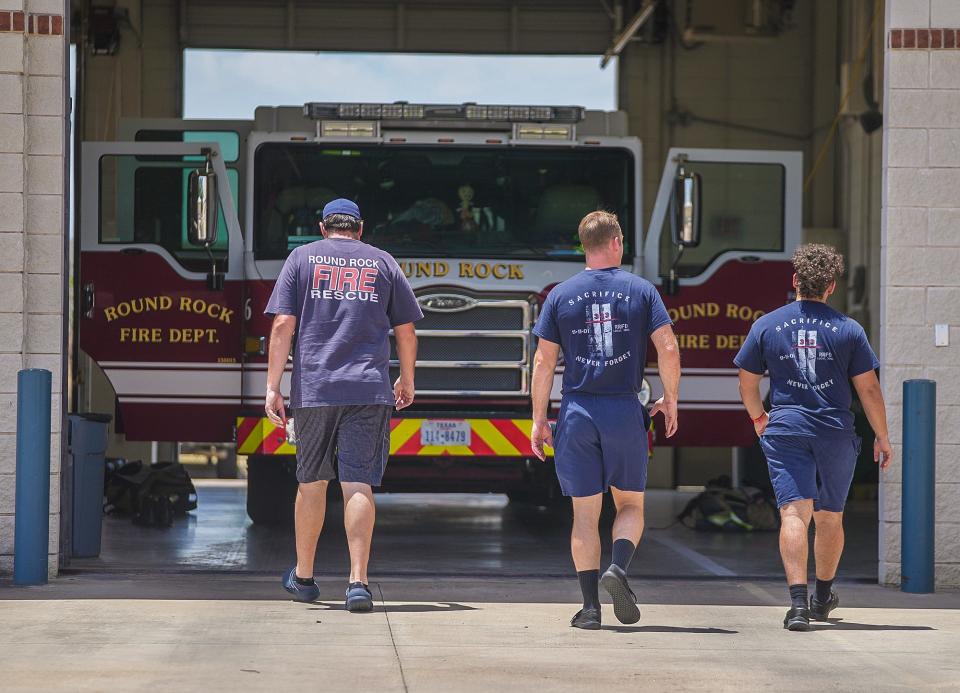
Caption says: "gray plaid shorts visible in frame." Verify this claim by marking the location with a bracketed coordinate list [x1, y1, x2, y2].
[292, 405, 392, 485]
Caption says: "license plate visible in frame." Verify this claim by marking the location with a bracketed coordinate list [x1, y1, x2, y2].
[421, 420, 471, 447]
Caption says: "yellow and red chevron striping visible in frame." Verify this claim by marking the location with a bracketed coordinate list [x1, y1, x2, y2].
[236, 417, 296, 455]
[236, 417, 553, 457]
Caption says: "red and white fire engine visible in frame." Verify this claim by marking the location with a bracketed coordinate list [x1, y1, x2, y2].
[80, 102, 801, 522]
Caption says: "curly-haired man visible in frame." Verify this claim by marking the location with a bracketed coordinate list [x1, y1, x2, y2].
[734, 243, 892, 631]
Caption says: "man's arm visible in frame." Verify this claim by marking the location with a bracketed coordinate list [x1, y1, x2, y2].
[649, 324, 680, 438]
[852, 370, 893, 469]
[737, 369, 768, 436]
[530, 339, 560, 461]
[265, 314, 297, 426]
[393, 322, 417, 410]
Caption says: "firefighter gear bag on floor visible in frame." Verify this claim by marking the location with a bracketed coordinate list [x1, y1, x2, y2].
[104, 459, 198, 527]
[679, 477, 779, 532]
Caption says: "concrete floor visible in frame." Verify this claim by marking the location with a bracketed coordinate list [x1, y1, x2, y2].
[4, 486, 951, 692]
[68, 481, 879, 580]
[2, 574, 959, 692]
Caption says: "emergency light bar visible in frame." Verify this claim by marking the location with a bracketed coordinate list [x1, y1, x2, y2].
[303, 102, 585, 124]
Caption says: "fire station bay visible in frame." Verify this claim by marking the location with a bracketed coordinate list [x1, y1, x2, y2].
[2, 0, 960, 594]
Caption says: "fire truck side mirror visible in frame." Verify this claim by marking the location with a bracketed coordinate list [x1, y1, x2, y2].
[187, 161, 218, 248]
[665, 167, 701, 296]
[672, 169, 701, 249]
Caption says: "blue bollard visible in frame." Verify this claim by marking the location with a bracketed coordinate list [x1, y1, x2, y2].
[901, 379, 936, 594]
[13, 368, 52, 586]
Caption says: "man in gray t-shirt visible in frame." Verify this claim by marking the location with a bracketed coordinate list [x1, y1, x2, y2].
[265, 198, 422, 611]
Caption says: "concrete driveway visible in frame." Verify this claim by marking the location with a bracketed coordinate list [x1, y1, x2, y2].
[2, 574, 958, 692]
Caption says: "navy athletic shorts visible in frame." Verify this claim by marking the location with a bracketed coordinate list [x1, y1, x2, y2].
[553, 393, 649, 498]
[759, 434, 862, 512]
[293, 405, 392, 486]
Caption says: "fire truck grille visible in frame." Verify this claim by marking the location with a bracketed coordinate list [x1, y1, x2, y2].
[390, 367, 524, 393]
[390, 336, 525, 362]
[416, 306, 526, 331]
[390, 297, 533, 396]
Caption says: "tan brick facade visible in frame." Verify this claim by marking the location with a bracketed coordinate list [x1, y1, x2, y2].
[882, 0, 960, 588]
[0, 1, 65, 578]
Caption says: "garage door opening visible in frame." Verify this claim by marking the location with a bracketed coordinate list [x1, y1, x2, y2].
[73, 48, 878, 584]
[183, 49, 618, 118]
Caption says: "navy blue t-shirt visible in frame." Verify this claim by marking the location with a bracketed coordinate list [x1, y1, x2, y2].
[533, 267, 672, 395]
[265, 238, 423, 408]
[734, 300, 879, 438]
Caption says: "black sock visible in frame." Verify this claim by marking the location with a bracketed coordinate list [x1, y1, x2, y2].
[577, 570, 600, 611]
[611, 538, 636, 573]
[815, 577, 835, 602]
[788, 584, 808, 609]
[295, 576, 315, 586]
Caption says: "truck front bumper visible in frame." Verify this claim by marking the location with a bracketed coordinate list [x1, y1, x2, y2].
[236, 416, 553, 458]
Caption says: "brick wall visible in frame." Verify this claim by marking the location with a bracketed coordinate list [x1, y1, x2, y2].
[882, 0, 960, 588]
[0, 0, 66, 578]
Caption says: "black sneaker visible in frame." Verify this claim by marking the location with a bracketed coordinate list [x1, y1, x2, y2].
[570, 607, 601, 630]
[810, 591, 839, 621]
[783, 606, 811, 631]
[346, 582, 374, 612]
[600, 565, 641, 624]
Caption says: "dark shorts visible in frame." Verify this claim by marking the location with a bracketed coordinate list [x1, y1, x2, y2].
[553, 393, 649, 498]
[293, 405, 392, 486]
[760, 434, 862, 512]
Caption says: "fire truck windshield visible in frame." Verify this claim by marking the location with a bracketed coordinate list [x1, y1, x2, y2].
[253, 143, 634, 261]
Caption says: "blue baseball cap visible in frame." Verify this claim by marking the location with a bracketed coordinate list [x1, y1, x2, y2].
[322, 198, 361, 219]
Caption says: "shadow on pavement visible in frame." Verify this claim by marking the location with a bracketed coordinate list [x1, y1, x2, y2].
[604, 625, 737, 634]
[11, 574, 960, 610]
[811, 619, 935, 631]
[381, 602, 478, 612]
[309, 601, 477, 612]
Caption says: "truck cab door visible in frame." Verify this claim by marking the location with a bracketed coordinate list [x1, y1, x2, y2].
[79, 138, 245, 443]
[642, 147, 802, 447]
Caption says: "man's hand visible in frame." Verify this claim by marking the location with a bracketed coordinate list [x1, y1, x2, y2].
[394, 376, 415, 410]
[530, 419, 553, 461]
[649, 397, 678, 438]
[753, 411, 769, 437]
[738, 369, 767, 440]
[650, 324, 680, 439]
[393, 323, 417, 410]
[875, 435, 893, 470]
[265, 388, 286, 427]
[265, 314, 295, 428]
[852, 371, 893, 472]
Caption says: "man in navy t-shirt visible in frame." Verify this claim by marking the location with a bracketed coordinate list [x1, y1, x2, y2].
[531, 211, 681, 630]
[264, 199, 423, 611]
[735, 243, 892, 631]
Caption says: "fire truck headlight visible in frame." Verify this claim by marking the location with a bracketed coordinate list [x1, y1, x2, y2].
[638, 379, 652, 407]
[514, 124, 574, 140]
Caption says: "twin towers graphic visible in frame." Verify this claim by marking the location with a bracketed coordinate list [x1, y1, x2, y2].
[585, 303, 615, 358]
[793, 329, 820, 383]
[582, 305, 821, 384]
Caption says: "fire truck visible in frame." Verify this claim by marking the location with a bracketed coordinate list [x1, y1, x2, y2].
[79, 102, 801, 523]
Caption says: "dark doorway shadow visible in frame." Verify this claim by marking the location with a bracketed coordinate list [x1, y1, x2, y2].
[604, 625, 737, 634]
[811, 619, 935, 632]
[309, 601, 476, 613]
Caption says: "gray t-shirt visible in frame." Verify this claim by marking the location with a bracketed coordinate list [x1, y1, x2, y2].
[265, 238, 423, 408]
